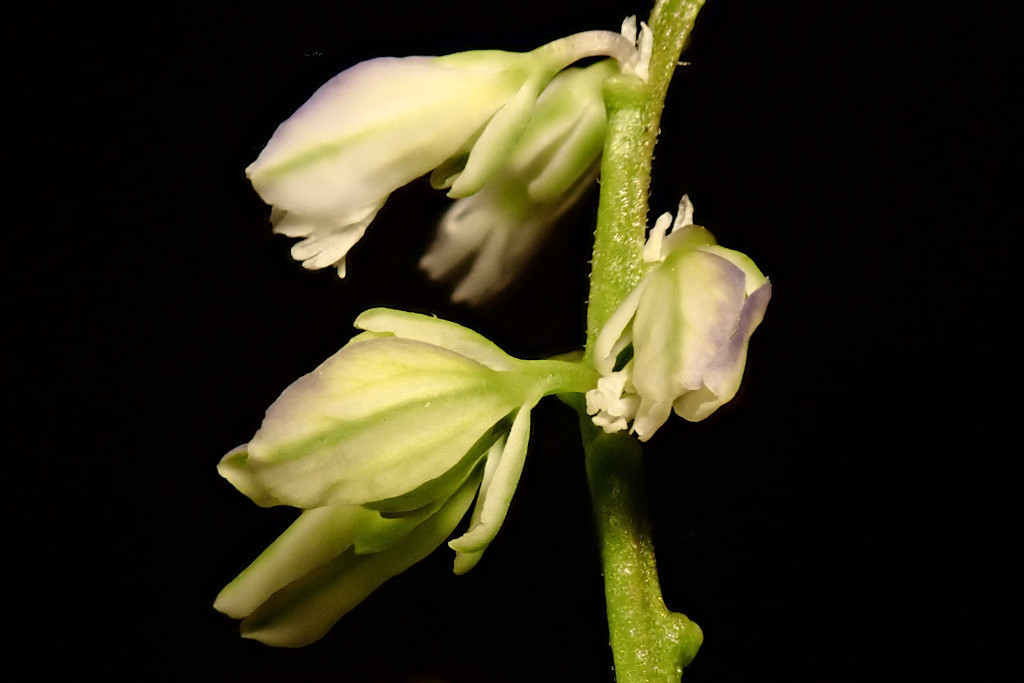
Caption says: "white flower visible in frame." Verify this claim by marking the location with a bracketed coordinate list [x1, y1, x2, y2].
[420, 60, 614, 303]
[247, 31, 639, 277]
[420, 19, 653, 304]
[587, 197, 772, 440]
[216, 309, 598, 645]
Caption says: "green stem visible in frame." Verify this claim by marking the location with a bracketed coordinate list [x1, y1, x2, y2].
[585, 73, 650, 360]
[584, 0, 707, 360]
[585, 431, 703, 682]
[645, 0, 708, 173]
[579, 1, 708, 680]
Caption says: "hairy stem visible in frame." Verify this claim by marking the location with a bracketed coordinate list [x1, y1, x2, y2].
[580, 1, 708, 680]
[586, 431, 703, 682]
[584, 0, 707, 359]
[645, 0, 707, 177]
[585, 73, 651, 359]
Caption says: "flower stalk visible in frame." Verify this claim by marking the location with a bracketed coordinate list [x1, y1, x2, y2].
[581, 1, 708, 680]
[585, 430, 703, 682]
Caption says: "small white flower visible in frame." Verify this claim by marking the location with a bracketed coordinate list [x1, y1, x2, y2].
[247, 31, 639, 278]
[587, 196, 772, 440]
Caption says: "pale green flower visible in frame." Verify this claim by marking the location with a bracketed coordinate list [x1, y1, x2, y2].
[587, 197, 771, 439]
[216, 309, 597, 645]
[247, 31, 639, 277]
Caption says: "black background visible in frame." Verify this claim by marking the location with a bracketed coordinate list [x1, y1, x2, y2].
[20, 0, 1014, 680]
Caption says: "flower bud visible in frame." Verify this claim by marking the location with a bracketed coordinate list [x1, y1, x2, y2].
[588, 197, 771, 439]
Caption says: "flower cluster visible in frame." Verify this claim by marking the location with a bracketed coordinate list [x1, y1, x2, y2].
[587, 196, 772, 440]
[219, 14, 770, 652]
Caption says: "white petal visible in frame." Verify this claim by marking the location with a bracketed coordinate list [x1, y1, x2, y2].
[673, 194, 695, 232]
[449, 221, 516, 304]
[632, 397, 673, 441]
[419, 194, 492, 280]
[620, 16, 638, 44]
[271, 212, 316, 238]
[518, 59, 612, 199]
[635, 22, 653, 82]
[644, 211, 673, 263]
[426, 64, 611, 304]
[281, 201, 383, 274]
[294, 225, 365, 271]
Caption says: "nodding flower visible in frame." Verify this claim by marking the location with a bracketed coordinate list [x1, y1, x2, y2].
[420, 59, 615, 304]
[246, 28, 642, 278]
[216, 308, 597, 646]
[420, 18, 652, 304]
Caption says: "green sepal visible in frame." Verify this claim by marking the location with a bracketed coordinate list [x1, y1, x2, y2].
[246, 336, 525, 507]
[361, 415, 509, 515]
